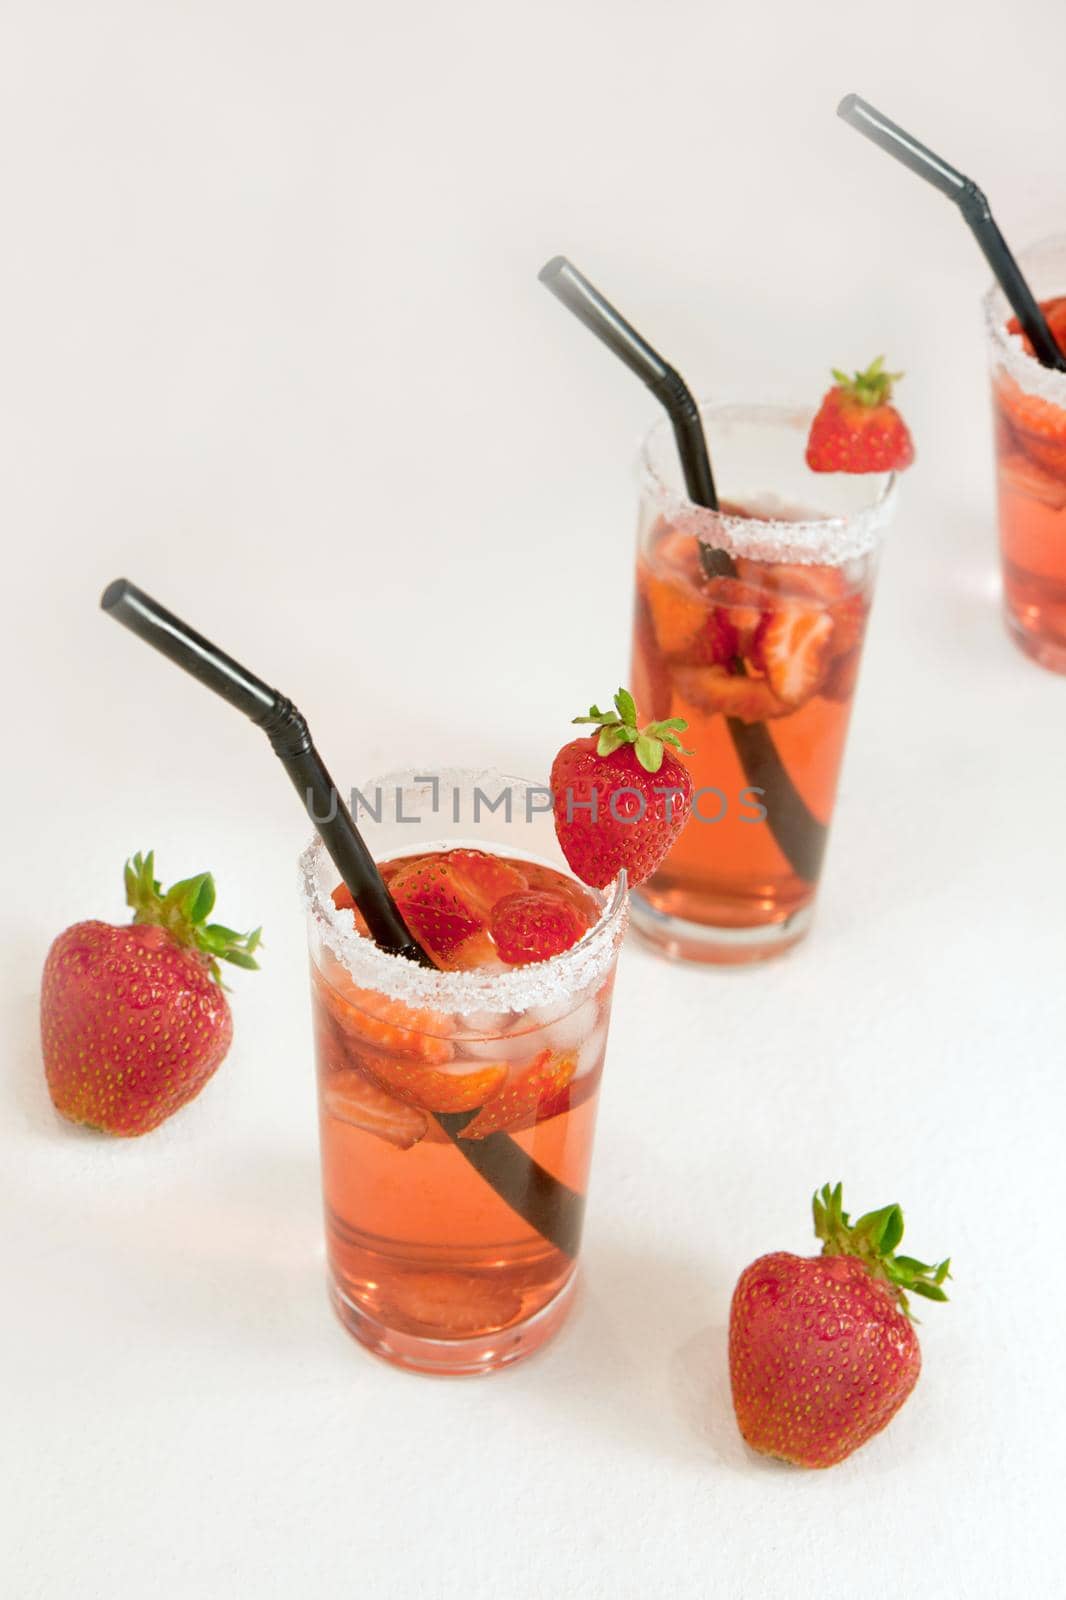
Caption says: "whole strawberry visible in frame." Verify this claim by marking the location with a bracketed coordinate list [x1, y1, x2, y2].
[729, 1183, 950, 1469]
[40, 851, 261, 1135]
[551, 687, 693, 889]
[806, 357, 915, 473]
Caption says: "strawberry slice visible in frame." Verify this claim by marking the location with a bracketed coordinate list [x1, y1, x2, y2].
[314, 966, 455, 1064]
[459, 1049, 577, 1140]
[323, 1067, 429, 1149]
[389, 856, 486, 964]
[643, 571, 708, 657]
[520, 863, 600, 926]
[490, 890, 583, 965]
[702, 577, 767, 658]
[357, 1048, 508, 1114]
[672, 665, 788, 723]
[448, 849, 528, 910]
[737, 560, 868, 660]
[754, 607, 834, 707]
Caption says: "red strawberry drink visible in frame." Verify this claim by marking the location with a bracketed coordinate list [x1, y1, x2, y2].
[985, 235, 1066, 673]
[630, 404, 898, 962]
[301, 771, 627, 1376]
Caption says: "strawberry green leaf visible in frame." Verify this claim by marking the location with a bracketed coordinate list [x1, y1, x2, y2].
[597, 725, 631, 757]
[614, 687, 637, 728]
[123, 852, 262, 985]
[634, 733, 663, 773]
[812, 1181, 948, 1318]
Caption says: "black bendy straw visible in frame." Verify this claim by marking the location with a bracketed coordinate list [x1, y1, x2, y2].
[838, 95, 1066, 374]
[538, 258, 826, 884]
[100, 578, 584, 1256]
[101, 578, 432, 966]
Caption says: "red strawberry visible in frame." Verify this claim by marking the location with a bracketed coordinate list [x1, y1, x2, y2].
[753, 606, 834, 706]
[703, 576, 767, 658]
[806, 358, 915, 473]
[490, 890, 584, 965]
[459, 1048, 576, 1140]
[358, 1049, 508, 1115]
[448, 848, 528, 907]
[40, 851, 260, 1135]
[672, 666, 788, 723]
[730, 1183, 950, 1469]
[388, 855, 486, 965]
[551, 688, 694, 889]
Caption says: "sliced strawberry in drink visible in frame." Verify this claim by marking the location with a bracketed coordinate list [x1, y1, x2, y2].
[314, 965, 455, 1064]
[389, 856, 487, 964]
[702, 577, 767, 658]
[459, 1049, 577, 1140]
[357, 1048, 508, 1114]
[323, 1067, 429, 1149]
[672, 665, 788, 723]
[448, 849, 528, 911]
[643, 570, 709, 657]
[754, 606, 834, 707]
[445, 929, 502, 970]
[521, 862, 600, 927]
[490, 890, 584, 966]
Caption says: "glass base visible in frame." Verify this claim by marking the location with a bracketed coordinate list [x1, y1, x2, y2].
[1005, 606, 1066, 675]
[629, 891, 813, 965]
[328, 1266, 579, 1376]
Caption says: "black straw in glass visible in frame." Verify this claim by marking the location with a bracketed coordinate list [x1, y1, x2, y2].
[838, 95, 1066, 374]
[538, 259, 826, 883]
[100, 578, 584, 1254]
[101, 578, 432, 967]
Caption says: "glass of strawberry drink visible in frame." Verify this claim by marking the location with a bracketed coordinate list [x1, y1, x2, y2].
[985, 235, 1066, 673]
[302, 769, 627, 1375]
[631, 395, 901, 963]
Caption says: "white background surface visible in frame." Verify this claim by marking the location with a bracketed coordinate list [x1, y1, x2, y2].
[3, 3, 1065, 1596]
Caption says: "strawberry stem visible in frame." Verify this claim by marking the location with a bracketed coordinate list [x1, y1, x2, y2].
[124, 850, 262, 985]
[571, 687, 693, 774]
[830, 356, 904, 409]
[812, 1182, 950, 1316]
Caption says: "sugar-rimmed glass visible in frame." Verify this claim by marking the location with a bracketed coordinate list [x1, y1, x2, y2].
[630, 403, 896, 963]
[984, 234, 1066, 674]
[300, 768, 627, 1375]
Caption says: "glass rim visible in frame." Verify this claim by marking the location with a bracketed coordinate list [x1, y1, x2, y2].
[983, 231, 1066, 409]
[638, 400, 898, 565]
[299, 767, 628, 1013]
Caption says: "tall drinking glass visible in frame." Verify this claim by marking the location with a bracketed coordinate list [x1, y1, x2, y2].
[629, 403, 896, 964]
[985, 234, 1066, 674]
[300, 769, 626, 1375]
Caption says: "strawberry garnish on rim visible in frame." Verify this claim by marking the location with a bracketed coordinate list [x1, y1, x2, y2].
[806, 357, 915, 474]
[551, 688, 695, 889]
